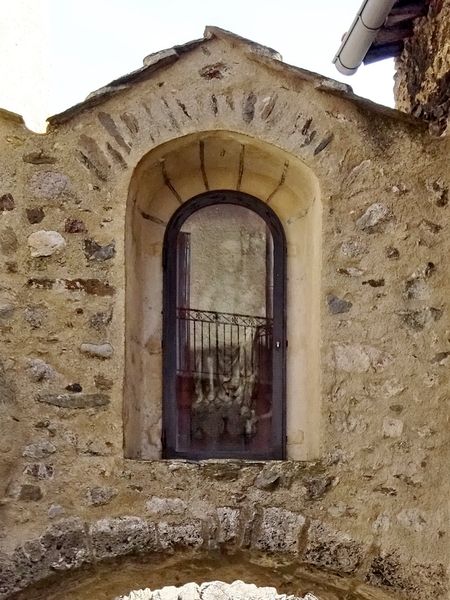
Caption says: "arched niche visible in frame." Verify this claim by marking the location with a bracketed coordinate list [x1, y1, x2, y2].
[125, 130, 321, 460]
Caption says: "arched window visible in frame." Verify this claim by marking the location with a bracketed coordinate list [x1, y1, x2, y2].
[163, 191, 286, 460]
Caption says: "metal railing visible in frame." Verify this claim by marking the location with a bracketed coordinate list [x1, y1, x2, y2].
[176, 307, 272, 383]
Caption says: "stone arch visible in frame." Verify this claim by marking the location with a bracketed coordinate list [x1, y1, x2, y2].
[124, 130, 321, 460]
[5, 514, 401, 600]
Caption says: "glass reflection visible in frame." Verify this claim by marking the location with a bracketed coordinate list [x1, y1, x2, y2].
[174, 204, 274, 454]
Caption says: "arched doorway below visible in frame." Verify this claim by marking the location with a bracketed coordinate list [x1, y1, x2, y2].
[119, 580, 316, 600]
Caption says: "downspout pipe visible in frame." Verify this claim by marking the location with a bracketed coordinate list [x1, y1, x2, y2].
[333, 0, 397, 75]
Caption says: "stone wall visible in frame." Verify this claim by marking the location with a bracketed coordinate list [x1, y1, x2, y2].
[0, 29, 449, 600]
[394, 0, 450, 134]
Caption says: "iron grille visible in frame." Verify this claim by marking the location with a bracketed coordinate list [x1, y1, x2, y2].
[176, 307, 272, 382]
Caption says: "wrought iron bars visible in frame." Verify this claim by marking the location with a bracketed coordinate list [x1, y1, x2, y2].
[176, 307, 272, 382]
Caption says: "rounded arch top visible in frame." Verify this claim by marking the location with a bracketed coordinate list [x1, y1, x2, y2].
[127, 130, 321, 227]
[163, 189, 287, 247]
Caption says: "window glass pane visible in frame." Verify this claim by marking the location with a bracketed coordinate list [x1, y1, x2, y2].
[174, 204, 274, 456]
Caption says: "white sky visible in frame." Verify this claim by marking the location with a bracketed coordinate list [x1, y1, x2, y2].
[0, 0, 395, 131]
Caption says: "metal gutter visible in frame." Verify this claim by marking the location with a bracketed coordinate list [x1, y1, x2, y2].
[333, 0, 397, 75]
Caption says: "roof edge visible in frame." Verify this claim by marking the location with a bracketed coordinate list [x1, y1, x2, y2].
[252, 51, 428, 129]
[47, 38, 205, 127]
[47, 26, 284, 127]
[204, 26, 282, 61]
[0, 107, 25, 126]
[46, 25, 428, 132]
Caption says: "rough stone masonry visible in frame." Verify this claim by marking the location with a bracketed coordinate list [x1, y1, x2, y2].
[0, 26, 448, 600]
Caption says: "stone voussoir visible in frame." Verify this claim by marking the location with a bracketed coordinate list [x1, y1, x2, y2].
[89, 516, 157, 559]
[157, 520, 204, 550]
[11, 518, 92, 594]
[303, 520, 365, 575]
[253, 507, 306, 553]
